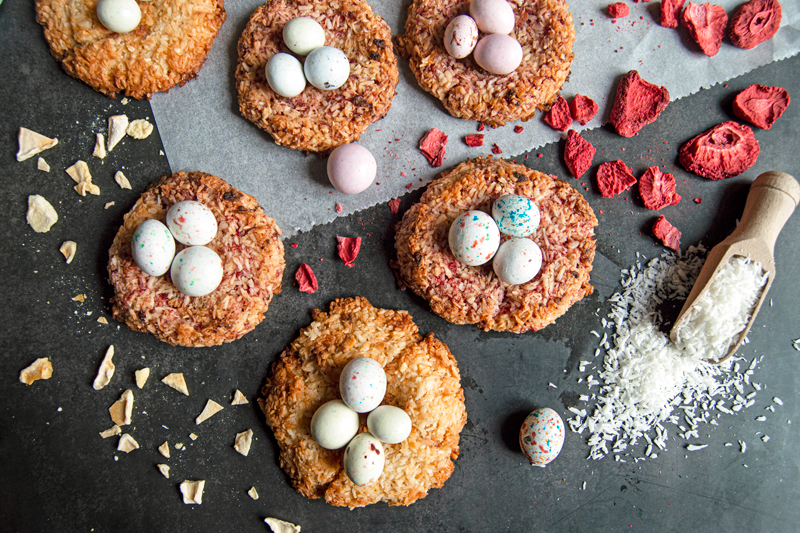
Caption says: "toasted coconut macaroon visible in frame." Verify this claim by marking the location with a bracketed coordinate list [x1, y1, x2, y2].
[397, 0, 575, 127]
[260, 297, 466, 508]
[108, 171, 284, 347]
[236, 0, 399, 152]
[394, 157, 596, 333]
[35, 0, 226, 99]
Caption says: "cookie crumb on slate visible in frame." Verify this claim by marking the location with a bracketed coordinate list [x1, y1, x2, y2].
[17, 127, 58, 162]
[60, 241, 77, 264]
[135, 368, 150, 389]
[195, 400, 224, 424]
[92, 345, 116, 390]
[180, 480, 205, 505]
[19, 358, 53, 385]
[27, 195, 58, 233]
[231, 389, 248, 405]
[234, 429, 254, 456]
[162, 373, 189, 396]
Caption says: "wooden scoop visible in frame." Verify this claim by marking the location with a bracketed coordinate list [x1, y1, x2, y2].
[670, 171, 800, 363]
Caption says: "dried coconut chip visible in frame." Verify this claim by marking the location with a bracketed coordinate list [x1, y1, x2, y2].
[60, 241, 77, 264]
[16, 127, 58, 162]
[27, 195, 58, 233]
[265, 518, 301, 533]
[336, 236, 361, 268]
[126, 119, 154, 139]
[92, 345, 116, 390]
[117, 433, 139, 453]
[72, 294, 85, 302]
[66, 161, 100, 196]
[234, 429, 253, 456]
[247, 487, 259, 500]
[104, 202, 115, 209]
[37, 157, 50, 172]
[189, 433, 198, 441]
[195, 400, 224, 424]
[114, 171, 132, 190]
[157, 464, 170, 478]
[97, 317, 108, 325]
[19, 357, 53, 385]
[162, 373, 189, 395]
[109, 389, 134, 426]
[108, 115, 128, 152]
[180, 480, 205, 505]
[135, 368, 150, 389]
[158, 441, 170, 458]
[231, 390, 248, 405]
[93, 133, 107, 159]
[100, 425, 121, 439]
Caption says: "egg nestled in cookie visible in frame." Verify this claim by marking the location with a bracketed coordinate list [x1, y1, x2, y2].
[96, 0, 141, 34]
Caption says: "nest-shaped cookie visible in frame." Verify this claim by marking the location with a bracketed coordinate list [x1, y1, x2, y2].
[35, 0, 226, 99]
[108, 171, 284, 347]
[236, 0, 399, 152]
[260, 297, 466, 508]
[394, 157, 597, 333]
[397, 0, 574, 127]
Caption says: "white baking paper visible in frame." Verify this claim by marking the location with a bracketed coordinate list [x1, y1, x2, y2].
[151, 0, 800, 237]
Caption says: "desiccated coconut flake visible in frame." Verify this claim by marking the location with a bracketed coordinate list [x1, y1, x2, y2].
[158, 441, 170, 458]
[248, 487, 259, 500]
[133, 368, 150, 389]
[93, 133, 107, 159]
[686, 444, 708, 451]
[66, 161, 100, 196]
[19, 357, 53, 385]
[773, 397, 783, 406]
[234, 429, 253, 456]
[762, 435, 770, 442]
[756, 416, 767, 421]
[189, 433, 198, 441]
[107, 115, 128, 151]
[549, 383, 558, 389]
[117, 433, 139, 453]
[17, 127, 58, 161]
[37, 157, 50, 172]
[195, 400, 223, 424]
[265, 517, 301, 533]
[231, 390, 248, 405]
[162, 373, 189, 395]
[27, 195, 58, 233]
[92, 345, 116, 390]
[104, 201, 115, 210]
[157, 464, 170, 478]
[59, 241, 77, 264]
[126, 119, 153, 139]
[740, 440, 747, 453]
[180, 480, 205, 505]
[114, 171, 132, 190]
[108, 389, 133, 426]
[72, 294, 85, 302]
[100, 425, 121, 439]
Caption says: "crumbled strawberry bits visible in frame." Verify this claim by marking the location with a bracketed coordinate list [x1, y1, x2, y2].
[295, 264, 318, 293]
[652, 215, 681, 252]
[608, 2, 629, 18]
[729, 0, 783, 50]
[597, 160, 637, 198]
[564, 130, 595, 179]
[610, 71, 670, 138]
[733, 84, 790, 130]
[544, 96, 572, 132]
[569, 94, 599, 125]
[639, 166, 681, 210]
[660, 0, 685, 28]
[464, 134, 484, 147]
[679, 121, 760, 180]
[681, 2, 728, 57]
[419, 128, 448, 167]
[336, 236, 361, 268]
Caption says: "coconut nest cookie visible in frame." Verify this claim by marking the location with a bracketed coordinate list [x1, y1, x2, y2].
[35, 0, 226, 99]
[235, 0, 399, 152]
[108, 171, 284, 347]
[394, 157, 597, 333]
[397, 0, 574, 126]
[260, 297, 466, 508]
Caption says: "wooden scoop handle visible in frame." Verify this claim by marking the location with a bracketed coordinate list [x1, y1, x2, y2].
[725, 171, 800, 254]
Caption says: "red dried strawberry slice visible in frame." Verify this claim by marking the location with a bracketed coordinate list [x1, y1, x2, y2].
[730, 0, 783, 49]
[639, 166, 682, 210]
[569, 94, 599, 125]
[679, 121, 760, 180]
[544, 96, 572, 131]
[464, 134, 484, 147]
[419, 128, 448, 167]
[296, 264, 318, 293]
[610, 71, 670, 138]
[660, 0, 686, 28]
[681, 2, 728, 57]
[733, 84, 790, 130]
[564, 129, 595, 179]
[608, 2, 629, 18]
[597, 160, 637, 198]
[652, 216, 681, 252]
[336, 236, 361, 268]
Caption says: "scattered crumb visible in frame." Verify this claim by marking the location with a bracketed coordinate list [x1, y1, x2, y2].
[157, 464, 170, 478]
[265, 518, 301, 533]
[234, 429, 253, 457]
[189, 433, 198, 441]
[180, 480, 205, 505]
[66, 161, 100, 196]
[549, 383, 558, 389]
[114, 170, 132, 190]
[686, 444, 708, 451]
[100, 425, 121, 439]
[104, 201, 115, 209]
[388, 198, 401, 214]
[121, 98, 129, 105]
[72, 294, 86, 303]
[135, 368, 150, 389]
[26, 195, 58, 233]
[108, 115, 128, 151]
[92, 345, 116, 390]
[740, 440, 747, 453]
[117, 433, 139, 453]
[37, 157, 50, 172]
[126, 119, 154, 139]
[60, 241, 77, 264]
[162, 373, 189, 396]
[93, 133, 107, 159]
[762, 435, 770, 442]
[19, 357, 53, 385]
[231, 390, 248, 405]
[195, 400, 224, 424]
[108, 389, 134, 426]
[247, 487, 259, 500]
[335, 202, 343, 213]
[175, 443, 184, 450]
[97, 317, 108, 325]
[774, 397, 784, 406]
[16, 127, 58, 162]
[159, 441, 171, 458]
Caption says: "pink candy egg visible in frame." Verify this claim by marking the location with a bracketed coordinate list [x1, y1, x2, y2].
[443, 15, 479, 59]
[519, 407, 565, 467]
[448, 210, 500, 266]
[470, 0, 516, 35]
[166, 201, 218, 246]
[492, 238, 542, 285]
[473, 34, 523, 76]
[327, 143, 377, 194]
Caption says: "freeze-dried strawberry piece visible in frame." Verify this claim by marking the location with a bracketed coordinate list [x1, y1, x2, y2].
[610, 71, 670, 137]
[652, 216, 681, 252]
[491, 143, 503, 154]
[660, 0, 686, 28]
[639, 166, 682, 210]
[419, 128, 448, 167]
[733, 84, 790, 130]
[569, 94, 598, 125]
[681, 2, 728, 57]
[564, 130, 596, 179]
[388, 198, 401, 214]
[608, 2, 629, 17]
[465, 134, 484, 147]
[544, 96, 571, 131]
[679, 121, 760, 180]
[597, 160, 637, 198]
[729, 0, 782, 49]
[295, 264, 318, 293]
[337, 236, 361, 268]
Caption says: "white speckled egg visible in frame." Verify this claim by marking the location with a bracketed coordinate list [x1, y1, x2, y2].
[283, 17, 326, 56]
[131, 219, 175, 277]
[367, 405, 412, 444]
[473, 34, 523, 76]
[492, 194, 540, 237]
[304, 46, 350, 91]
[166, 201, 218, 246]
[97, 0, 141, 34]
[265, 53, 306, 98]
[343, 432, 385, 486]
[339, 357, 387, 413]
[310, 399, 360, 450]
[170, 246, 224, 297]
[448, 210, 500, 266]
[519, 407, 564, 467]
[443, 15, 479, 59]
[470, 0, 515, 34]
[493, 238, 542, 285]
[327, 143, 376, 194]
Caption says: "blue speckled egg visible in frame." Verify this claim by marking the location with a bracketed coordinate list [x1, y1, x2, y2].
[448, 210, 500, 266]
[492, 194, 540, 237]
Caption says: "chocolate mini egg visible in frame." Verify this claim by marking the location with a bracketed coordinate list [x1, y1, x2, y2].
[97, 0, 141, 34]
[266, 53, 306, 98]
[469, 0, 515, 35]
[493, 238, 542, 285]
[367, 405, 412, 444]
[283, 17, 325, 56]
[473, 34, 523, 76]
[443, 15, 479, 59]
[166, 201, 218, 246]
[131, 219, 175, 277]
[304, 46, 350, 91]
[519, 407, 565, 467]
[310, 399, 360, 450]
[492, 194, 540, 237]
[170, 246, 224, 297]
[339, 357, 387, 413]
[327, 143, 376, 194]
[343, 432, 385, 486]
[448, 210, 500, 266]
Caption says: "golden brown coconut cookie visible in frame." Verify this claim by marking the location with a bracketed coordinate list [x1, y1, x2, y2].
[35, 0, 226, 99]
[260, 297, 466, 508]
[108, 171, 284, 347]
[397, 0, 575, 127]
[235, 0, 399, 152]
[394, 157, 597, 333]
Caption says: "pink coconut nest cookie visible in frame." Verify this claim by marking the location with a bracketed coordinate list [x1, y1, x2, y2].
[397, 0, 575, 127]
[108, 171, 285, 347]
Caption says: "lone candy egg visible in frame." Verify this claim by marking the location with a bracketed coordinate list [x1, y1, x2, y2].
[519, 407, 565, 467]
[493, 238, 543, 285]
[170, 246, 224, 297]
[343, 432, 385, 486]
[310, 399, 360, 450]
[473, 34, 523, 76]
[131, 219, 175, 277]
[448, 210, 500, 266]
[304, 46, 350, 91]
[283, 17, 325, 56]
[339, 357, 387, 413]
[327, 143, 376, 194]
[166, 201, 218, 246]
[443, 15, 479, 59]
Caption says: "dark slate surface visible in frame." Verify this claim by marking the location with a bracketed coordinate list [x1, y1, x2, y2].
[2, 1, 799, 531]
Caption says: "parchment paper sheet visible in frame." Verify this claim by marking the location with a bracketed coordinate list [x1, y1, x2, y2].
[151, 0, 800, 237]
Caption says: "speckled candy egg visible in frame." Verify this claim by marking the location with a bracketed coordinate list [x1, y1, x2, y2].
[443, 15, 479, 59]
[170, 246, 224, 297]
[131, 219, 175, 277]
[327, 143, 376, 194]
[266, 53, 306, 98]
[343, 432, 385, 486]
[473, 34, 523, 76]
[339, 357, 387, 413]
[97, 0, 141, 34]
[492, 194, 540, 237]
[310, 399, 360, 450]
[283, 17, 325, 56]
[469, 0, 515, 34]
[493, 238, 543, 285]
[304, 46, 350, 91]
[448, 210, 501, 266]
[166, 201, 218, 246]
[367, 405, 412, 444]
[519, 407, 565, 467]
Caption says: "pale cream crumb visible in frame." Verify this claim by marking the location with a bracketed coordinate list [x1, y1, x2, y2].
[234, 429, 253, 457]
[97, 317, 108, 325]
[104, 201, 115, 209]
[92, 345, 115, 390]
[180, 480, 205, 504]
[195, 400, 223, 424]
[37, 157, 50, 172]
[117, 433, 139, 453]
[27, 195, 58, 233]
[100, 425, 121, 439]
[19, 358, 53, 385]
[231, 389, 248, 405]
[127, 119, 154, 139]
[114, 171, 131, 190]
[158, 441, 170, 458]
[60, 241, 77, 264]
[247, 486, 259, 500]
[108, 389, 133, 426]
[108, 115, 128, 151]
[93, 133, 107, 159]
[135, 368, 150, 389]
[72, 294, 86, 302]
[162, 373, 189, 396]
[157, 464, 170, 478]
[17, 127, 58, 162]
